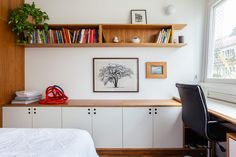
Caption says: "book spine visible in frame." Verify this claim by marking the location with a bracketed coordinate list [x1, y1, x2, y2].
[62, 28, 68, 43]
[80, 29, 85, 43]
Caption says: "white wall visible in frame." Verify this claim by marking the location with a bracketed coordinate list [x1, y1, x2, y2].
[25, 0, 206, 99]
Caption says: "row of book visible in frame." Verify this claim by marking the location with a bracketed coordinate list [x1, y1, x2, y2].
[28, 28, 99, 44]
[156, 29, 172, 44]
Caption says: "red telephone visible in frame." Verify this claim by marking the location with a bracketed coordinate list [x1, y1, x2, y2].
[39, 85, 68, 104]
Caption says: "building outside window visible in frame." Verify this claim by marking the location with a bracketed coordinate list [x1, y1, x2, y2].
[207, 0, 236, 81]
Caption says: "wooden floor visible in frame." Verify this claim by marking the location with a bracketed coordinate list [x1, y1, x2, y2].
[97, 148, 206, 157]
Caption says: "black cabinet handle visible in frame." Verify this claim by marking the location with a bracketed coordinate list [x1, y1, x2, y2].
[155, 112, 157, 114]
[34, 108, 36, 111]
[94, 108, 96, 111]
[88, 109, 90, 111]
[28, 112, 31, 114]
[34, 112, 36, 114]
[155, 108, 157, 111]
[94, 112, 96, 114]
[149, 112, 151, 114]
[88, 112, 90, 114]
[28, 108, 31, 111]
[149, 108, 151, 111]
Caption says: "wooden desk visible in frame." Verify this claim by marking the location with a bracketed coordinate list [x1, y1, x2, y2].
[207, 99, 236, 125]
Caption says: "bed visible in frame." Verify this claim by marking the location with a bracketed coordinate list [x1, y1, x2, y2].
[0, 128, 99, 157]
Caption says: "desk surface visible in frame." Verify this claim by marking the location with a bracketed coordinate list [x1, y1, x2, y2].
[207, 99, 236, 125]
[3, 99, 181, 107]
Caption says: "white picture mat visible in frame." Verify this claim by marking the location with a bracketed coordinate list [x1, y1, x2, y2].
[131, 10, 147, 24]
[94, 59, 138, 92]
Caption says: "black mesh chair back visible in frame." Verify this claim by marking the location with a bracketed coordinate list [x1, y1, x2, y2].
[176, 83, 209, 139]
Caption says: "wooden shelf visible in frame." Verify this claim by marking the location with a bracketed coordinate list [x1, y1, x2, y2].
[22, 43, 187, 48]
[21, 24, 187, 48]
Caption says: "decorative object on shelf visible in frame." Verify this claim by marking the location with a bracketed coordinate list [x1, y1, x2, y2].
[146, 62, 167, 79]
[112, 36, 120, 43]
[173, 39, 177, 44]
[39, 85, 68, 104]
[131, 36, 141, 43]
[165, 5, 176, 16]
[93, 58, 139, 92]
[131, 10, 147, 24]
[8, 2, 49, 43]
[178, 36, 184, 43]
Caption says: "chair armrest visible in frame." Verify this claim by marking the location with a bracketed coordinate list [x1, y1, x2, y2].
[208, 120, 229, 124]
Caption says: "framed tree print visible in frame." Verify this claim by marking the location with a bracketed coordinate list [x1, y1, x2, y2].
[93, 58, 139, 92]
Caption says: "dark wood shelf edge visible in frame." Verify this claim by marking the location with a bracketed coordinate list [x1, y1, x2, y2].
[19, 43, 187, 48]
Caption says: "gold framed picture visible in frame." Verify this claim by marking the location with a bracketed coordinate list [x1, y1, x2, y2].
[146, 62, 167, 79]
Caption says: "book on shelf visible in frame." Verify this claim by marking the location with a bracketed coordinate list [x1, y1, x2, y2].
[156, 29, 172, 44]
[29, 28, 99, 44]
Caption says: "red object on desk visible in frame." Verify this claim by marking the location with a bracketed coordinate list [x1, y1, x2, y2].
[39, 85, 68, 104]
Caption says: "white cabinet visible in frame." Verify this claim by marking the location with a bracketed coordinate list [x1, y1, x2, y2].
[93, 107, 122, 148]
[153, 107, 183, 148]
[3, 107, 61, 128]
[3, 107, 32, 128]
[62, 107, 92, 134]
[32, 107, 61, 128]
[123, 107, 153, 148]
[62, 107, 122, 148]
[229, 137, 236, 157]
[3, 105, 183, 149]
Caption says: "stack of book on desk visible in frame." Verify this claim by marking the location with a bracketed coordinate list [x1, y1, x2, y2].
[11, 91, 42, 104]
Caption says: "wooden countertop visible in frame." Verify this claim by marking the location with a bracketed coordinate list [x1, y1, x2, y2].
[207, 99, 236, 125]
[3, 99, 181, 107]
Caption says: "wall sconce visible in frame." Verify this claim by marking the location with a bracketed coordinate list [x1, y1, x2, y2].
[165, 5, 176, 15]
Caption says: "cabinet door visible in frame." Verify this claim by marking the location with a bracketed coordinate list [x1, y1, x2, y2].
[153, 107, 183, 148]
[62, 107, 92, 135]
[123, 107, 153, 148]
[3, 107, 32, 128]
[93, 107, 122, 148]
[32, 107, 61, 128]
[229, 138, 236, 157]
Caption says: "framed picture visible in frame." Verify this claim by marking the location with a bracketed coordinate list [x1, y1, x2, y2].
[146, 62, 167, 79]
[131, 9, 147, 24]
[93, 58, 139, 92]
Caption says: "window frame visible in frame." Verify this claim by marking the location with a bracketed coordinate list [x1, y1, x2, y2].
[204, 0, 236, 84]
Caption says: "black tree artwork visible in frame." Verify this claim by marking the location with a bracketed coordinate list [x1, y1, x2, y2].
[98, 63, 134, 88]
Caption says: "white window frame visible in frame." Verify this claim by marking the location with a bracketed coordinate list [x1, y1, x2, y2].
[203, 0, 236, 84]
[202, 0, 236, 104]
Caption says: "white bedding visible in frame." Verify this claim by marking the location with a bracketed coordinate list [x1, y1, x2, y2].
[0, 128, 99, 157]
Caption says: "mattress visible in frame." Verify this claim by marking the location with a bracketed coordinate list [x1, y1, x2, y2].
[0, 128, 99, 157]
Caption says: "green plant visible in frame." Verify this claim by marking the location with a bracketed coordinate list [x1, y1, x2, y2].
[8, 2, 49, 43]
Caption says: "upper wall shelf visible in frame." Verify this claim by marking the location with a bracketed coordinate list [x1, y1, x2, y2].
[21, 24, 187, 48]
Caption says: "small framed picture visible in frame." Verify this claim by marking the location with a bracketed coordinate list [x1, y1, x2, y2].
[131, 9, 147, 24]
[93, 58, 139, 92]
[146, 62, 167, 79]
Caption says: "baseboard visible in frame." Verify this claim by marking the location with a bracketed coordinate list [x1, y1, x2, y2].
[96, 148, 206, 157]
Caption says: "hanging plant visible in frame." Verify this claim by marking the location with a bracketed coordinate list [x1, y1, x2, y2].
[8, 2, 49, 43]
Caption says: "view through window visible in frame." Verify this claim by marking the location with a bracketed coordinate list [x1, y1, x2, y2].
[207, 0, 236, 80]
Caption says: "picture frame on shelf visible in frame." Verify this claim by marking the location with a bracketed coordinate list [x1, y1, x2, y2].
[146, 62, 167, 79]
[93, 58, 139, 92]
[131, 9, 147, 24]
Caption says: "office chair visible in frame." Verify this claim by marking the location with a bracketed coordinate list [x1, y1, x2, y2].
[176, 83, 229, 157]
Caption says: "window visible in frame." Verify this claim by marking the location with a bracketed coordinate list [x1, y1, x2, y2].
[206, 0, 236, 82]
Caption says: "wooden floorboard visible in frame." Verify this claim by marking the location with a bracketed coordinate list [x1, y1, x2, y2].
[97, 148, 206, 157]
